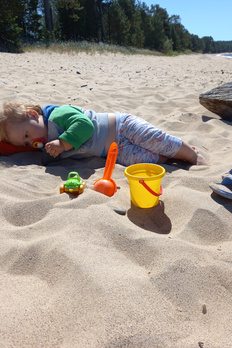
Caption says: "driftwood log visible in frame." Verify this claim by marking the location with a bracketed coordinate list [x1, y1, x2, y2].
[199, 81, 232, 120]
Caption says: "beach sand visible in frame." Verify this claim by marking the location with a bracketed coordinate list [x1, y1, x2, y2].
[0, 51, 232, 347]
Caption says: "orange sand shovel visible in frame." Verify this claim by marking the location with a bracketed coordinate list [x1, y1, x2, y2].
[93, 142, 118, 197]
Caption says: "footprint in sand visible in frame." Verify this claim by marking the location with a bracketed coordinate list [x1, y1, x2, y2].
[179, 112, 199, 122]
[2, 199, 55, 226]
[178, 208, 230, 245]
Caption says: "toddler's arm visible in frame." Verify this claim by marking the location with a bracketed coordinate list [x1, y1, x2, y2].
[45, 139, 73, 158]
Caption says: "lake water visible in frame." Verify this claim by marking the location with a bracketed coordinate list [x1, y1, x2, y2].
[220, 53, 232, 58]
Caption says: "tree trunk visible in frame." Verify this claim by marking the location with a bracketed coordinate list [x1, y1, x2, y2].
[94, 0, 100, 41]
[98, 0, 107, 42]
[44, 0, 53, 33]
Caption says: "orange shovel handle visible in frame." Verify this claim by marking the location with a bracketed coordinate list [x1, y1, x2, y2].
[103, 142, 118, 180]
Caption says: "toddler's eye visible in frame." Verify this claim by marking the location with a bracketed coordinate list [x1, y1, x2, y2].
[25, 132, 29, 146]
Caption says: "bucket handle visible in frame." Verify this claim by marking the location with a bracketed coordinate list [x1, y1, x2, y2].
[139, 179, 163, 197]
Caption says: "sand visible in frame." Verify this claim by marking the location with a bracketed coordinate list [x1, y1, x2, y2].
[0, 51, 232, 348]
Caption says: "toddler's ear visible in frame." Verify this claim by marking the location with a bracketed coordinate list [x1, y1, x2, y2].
[27, 109, 39, 119]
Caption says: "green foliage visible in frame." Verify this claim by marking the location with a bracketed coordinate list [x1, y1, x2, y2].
[74, 0, 100, 41]
[202, 36, 215, 53]
[55, 0, 83, 40]
[1, 0, 231, 54]
[20, 0, 43, 41]
[150, 12, 167, 51]
[191, 35, 204, 52]
[0, 0, 24, 51]
[162, 38, 173, 54]
[106, 0, 130, 45]
[214, 40, 232, 53]
[129, 11, 145, 48]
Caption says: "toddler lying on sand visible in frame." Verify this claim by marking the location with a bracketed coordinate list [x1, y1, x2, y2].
[0, 102, 207, 166]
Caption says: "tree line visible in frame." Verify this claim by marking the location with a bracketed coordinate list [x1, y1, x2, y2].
[1, 0, 232, 54]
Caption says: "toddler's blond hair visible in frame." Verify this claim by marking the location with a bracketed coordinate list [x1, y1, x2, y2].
[0, 102, 43, 142]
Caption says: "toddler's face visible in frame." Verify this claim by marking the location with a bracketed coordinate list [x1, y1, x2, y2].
[7, 114, 48, 147]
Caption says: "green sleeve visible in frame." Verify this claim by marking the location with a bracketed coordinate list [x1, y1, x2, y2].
[49, 105, 94, 150]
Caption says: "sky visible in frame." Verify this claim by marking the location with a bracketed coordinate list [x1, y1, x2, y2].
[143, 0, 232, 41]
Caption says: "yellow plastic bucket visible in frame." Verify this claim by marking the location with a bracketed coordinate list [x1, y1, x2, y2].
[124, 164, 165, 208]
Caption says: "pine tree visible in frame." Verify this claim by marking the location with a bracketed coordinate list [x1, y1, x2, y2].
[130, 10, 144, 48]
[150, 12, 166, 51]
[0, 0, 24, 51]
[19, 0, 42, 41]
[56, 0, 83, 40]
[106, 1, 129, 45]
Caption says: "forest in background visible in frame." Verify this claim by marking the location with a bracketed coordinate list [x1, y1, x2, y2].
[1, 0, 232, 54]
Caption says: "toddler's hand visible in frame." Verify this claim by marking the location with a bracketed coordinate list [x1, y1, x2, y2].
[45, 139, 64, 158]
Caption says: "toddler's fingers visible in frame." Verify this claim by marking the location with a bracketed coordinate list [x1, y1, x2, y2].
[45, 146, 53, 156]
